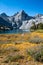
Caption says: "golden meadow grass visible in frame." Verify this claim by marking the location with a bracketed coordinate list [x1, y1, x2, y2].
[0, 31, 43, 65]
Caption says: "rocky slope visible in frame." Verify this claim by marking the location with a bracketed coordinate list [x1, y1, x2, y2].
[0, 10, 43, 30]
[20, 14, 43, 30]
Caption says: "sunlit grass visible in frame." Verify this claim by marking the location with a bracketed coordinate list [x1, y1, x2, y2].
[0, 30, 43, 65]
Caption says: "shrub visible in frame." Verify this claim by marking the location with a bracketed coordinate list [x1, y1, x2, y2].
[34, 51, 43, 62]
[26, 44, 43, 62]
[5, 47, 19, 52]
[38, 23, 43, 29]
[0, 49, 7, 55]
[29, 36, 43, 44]
[30, 22, 43, 30]
[3, 54, 24, 63]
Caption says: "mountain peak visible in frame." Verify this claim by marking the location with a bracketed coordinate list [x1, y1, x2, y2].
[13, 10, 34, 22]
[13, 10, 25, 16]
[20, 10, 24, 12]
[19, 10, 27, 15]
[0, 13, 8, 17]
[35, 13, 43, 18]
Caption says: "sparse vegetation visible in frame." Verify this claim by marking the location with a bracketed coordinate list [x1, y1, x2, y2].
[3, 54, 24, 63]
[29, 36, 43, 44]
[0, 31, 43, 65]
[26, 44, 43, 62]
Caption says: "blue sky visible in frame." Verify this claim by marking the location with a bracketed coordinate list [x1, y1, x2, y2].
[0, 0, 43, 16]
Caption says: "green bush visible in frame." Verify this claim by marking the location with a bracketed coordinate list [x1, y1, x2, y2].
[34, 51, 43, 62]
[30, 22, 43, 30]
[3, 54, 24, 63]
[38, 23, 43, 29]
[26, 44, 43, 62]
